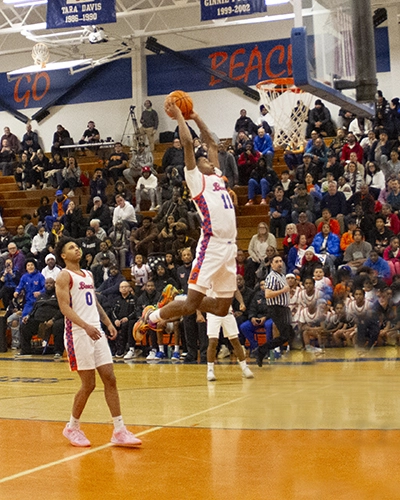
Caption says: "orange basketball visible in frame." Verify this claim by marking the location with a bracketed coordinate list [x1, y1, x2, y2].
[165, 90, 193, 120]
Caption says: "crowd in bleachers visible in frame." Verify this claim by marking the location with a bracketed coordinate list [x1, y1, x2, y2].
[2, 90, 400, 362]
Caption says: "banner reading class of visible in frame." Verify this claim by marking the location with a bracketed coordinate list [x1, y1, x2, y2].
[46, 0, 116, 30]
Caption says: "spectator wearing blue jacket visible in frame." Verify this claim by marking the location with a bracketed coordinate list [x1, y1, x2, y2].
[312, 222, 342, 275]
[253, 127, 274, 168]
[364, 249, 391, 284]
[45, 190, 71, 231]
[14, 259, 45, 318]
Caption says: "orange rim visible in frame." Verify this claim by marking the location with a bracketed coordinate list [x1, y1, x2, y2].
[256, 77, 304, 93]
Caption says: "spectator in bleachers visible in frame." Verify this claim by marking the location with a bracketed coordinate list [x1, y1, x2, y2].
[91, 241, 118, 269]
[14, 259, 45, 318]
[135, 279, 159, 359]
[278, 169, 297, 199]
[329, 128, 347, 159]
[89, 196, 112, 232]
[64, 200, 86, 239]
[299, 247, 322, 282]
[88, 168, 108, 208]
[340, 219, 356, 251]
[323, 150, 343, 181]
[347, 184, 376, 217]
[337, 109, 355, 131]
[41, 254, 61, 280]
[369, 130, 391, 169]
[234, 109, 257, 139]
[382, 236, 400, 278]
[79, 120, 100, 146]
[135, 166, 158, 212]
[364, 249, 391, 284]
[287, 233, 308, 274]
[51, 124, 71, 157]
[30, 150, 49, 189]
[307, 137, 328, 178]
[386, 178, 400, 213]
[21, 123, 40, 154]
[45, 190, 71, 232]
[344, 161, 362, 194]
[282, 223, 298, 259]
[245, 156, 279, 206]
[234, 130, 250, 158]
[295, 152, 319, 185]
[33, 196, 52, 228]
[218, 142, 238, 188]
[0, 139, 16, 176]
[21, 214, 37, 239]
[109, 221, 131, 269]
[380, 203, 400, 234]
[306, 100, 336, 137]
[161, 138, 184, 177]
[157, 214, 177, 253]
[112, 194, 137, 229]
[171, 227, 197, 264]
[1, 127, 20, 154]
[30, 226, 48, 260]
[296, 212, 317, 246]
[0, 257, 20, 309]
[12, 225, 32, 255]
[316, 207, 340, 235]
[283, 136, 305, 171]
[130, 216, 158, 259]
[291, 184, 314, 223]
[140, 100, 159, 152]
[112, 180, 133, 206]
[60, 156, 81, 197]
[80, 227, 101, 268]
[368, 215, 394, 256]
[253, 127, 274, 168]
[106, 142, 129, 183]
[89, 219, 106, 242]
[337, 175, 353, 201]
[232, 273, 255, 330]
[257, 104, 274, 135]
[269, 185, 291, 238]
[340, 132, 363, 165]
[14, 151, 32, 190]
[237, 140, 261, 185]
[311, 222, 342, 275]
[348, 117, 373, 142]
[153, 187, 189, 230]
[387, 150, 400, 178]
[46, 152, 65, 189]
[342, 229, 372, 273]
[92, 254, 113, 288]
[320, 181, 347, 233]
[305, 172, 322, 215]
[364, 161, 386, 199]
[374, 90, 390, 133]
[123, 142, 153, 185]
[246, 222, 277, 287]
[46, 220, 68, 256]
[6, 243, 25, 276]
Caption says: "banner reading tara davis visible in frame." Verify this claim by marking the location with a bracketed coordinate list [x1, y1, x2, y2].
[46, 0, 116, 29]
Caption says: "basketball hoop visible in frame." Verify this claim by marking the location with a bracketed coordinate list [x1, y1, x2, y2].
[31, 43, 50, 69]
[256, 77, 313, 148]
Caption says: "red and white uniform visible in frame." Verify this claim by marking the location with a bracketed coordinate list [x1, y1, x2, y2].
[185, 167, 237, 297]
[63, 269, 112, 371]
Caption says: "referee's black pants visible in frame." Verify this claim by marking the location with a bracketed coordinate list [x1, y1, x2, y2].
[258, 305, 294, 356]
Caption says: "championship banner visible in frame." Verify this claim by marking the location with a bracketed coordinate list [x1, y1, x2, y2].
[46, 0, 116, 29]
[200, 0, 266, 21]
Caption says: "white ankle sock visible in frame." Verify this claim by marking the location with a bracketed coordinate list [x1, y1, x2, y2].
[69, 416, 80, 429]
[149, 309, 161, 323]
[112, 415, 124, 432]
[174, 345, 180, 353]
[239, 360, 247, 370]
[207, 362, 214, 370]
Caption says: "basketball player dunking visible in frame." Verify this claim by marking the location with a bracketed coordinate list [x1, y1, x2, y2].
[55, 237, 141, 448]
[134, 100, 237, 336]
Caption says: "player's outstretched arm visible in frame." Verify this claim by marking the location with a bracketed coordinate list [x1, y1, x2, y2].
[190, 112, 219, 168]
[164, 99, 196, 170]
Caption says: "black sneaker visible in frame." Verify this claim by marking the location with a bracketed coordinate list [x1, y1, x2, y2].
[254, 347, 265, 368]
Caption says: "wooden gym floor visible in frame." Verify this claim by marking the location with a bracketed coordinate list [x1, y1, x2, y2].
[1, 348, 400, 500]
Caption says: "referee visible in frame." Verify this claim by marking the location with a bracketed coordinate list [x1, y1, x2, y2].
[256, 255, 294, 367]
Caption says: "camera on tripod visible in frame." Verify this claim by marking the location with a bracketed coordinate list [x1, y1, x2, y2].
[130, 106, 136, 112]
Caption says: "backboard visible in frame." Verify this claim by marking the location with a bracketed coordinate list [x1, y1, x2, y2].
[291, 0, 377, 117]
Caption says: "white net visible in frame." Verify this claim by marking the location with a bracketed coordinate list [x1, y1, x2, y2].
[256, 78, 314, 148]
[31, 43, 50, 68]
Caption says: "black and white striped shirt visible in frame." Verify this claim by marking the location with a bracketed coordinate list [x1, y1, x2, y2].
[265, 270, 289, 307]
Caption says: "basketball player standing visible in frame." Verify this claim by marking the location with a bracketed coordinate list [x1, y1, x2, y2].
[55, 237, 141, 448]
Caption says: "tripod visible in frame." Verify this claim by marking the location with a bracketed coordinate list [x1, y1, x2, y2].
[121, 106, 144, 151]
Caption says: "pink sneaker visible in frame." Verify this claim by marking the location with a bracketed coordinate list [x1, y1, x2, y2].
[111, 427, 142, 447]
[63, 425, 91, 447]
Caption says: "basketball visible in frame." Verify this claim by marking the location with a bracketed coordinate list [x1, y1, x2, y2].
[165, 90, 193, 119]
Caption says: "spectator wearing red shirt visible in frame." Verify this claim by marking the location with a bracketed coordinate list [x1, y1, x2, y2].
[340, 132, 363, 164]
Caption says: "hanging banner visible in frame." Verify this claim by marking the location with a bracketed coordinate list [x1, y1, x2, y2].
[200, 0, 266, 21]
[46, 0, 116, 29]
